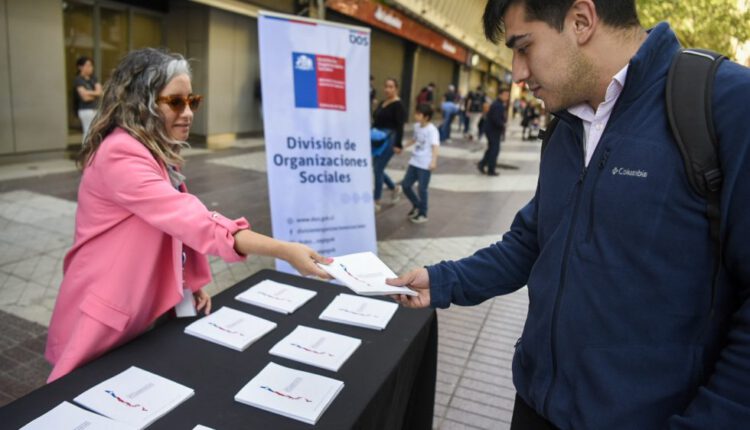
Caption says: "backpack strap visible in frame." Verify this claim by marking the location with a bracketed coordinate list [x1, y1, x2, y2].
[538, 115, 560, 157]
[666, 48, 725, 319]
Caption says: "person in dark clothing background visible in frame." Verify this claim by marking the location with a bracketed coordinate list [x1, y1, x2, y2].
[388, 0, 750, 429]
[372, 77, 406, 211]
[478, 87, 510, 176]
[439, 84, 459, 141]
[73, 56, 102, 144]
[416, 82, 435, 106]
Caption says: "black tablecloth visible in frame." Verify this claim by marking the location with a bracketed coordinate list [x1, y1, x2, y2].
[1, 269, 437, 429]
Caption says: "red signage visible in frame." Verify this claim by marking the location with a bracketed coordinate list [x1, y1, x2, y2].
[327, 0, 468, 63]
[317, 55, 347, 111]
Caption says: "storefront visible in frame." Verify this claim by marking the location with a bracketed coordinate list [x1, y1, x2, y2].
[369, 28, 407, 103]
[326, 0, 467, 113]
[412, 46, 457, 108]
[0, 0, 501, 156]
[165, 0, 299, 147]
[63, 0, 166, 134]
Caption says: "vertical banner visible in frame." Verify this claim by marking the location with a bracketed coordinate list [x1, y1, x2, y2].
[258, 12, 376, 273]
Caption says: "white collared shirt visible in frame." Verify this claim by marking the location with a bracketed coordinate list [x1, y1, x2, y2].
[567, 64, 629, 166]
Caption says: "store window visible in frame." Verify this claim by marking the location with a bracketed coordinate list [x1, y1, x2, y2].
[100, 6, 129, 81]
[132, 13, 162, 50]
[63, 2, 95, 129]
[62, 1, 163, 133]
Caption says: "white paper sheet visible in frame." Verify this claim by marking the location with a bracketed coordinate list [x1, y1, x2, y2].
[21, 401, 138, 430]
[73, 366, 194, 429]
[234, 362, 344, 425]
[269, 325, 361, 372]
[184, 306, 277, 351]
[317, 252, 417, 296]
[319, 293, 399, 330]
[235, 279, 317, 314]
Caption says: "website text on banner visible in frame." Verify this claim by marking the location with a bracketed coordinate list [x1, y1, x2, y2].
[258, 12, 376, 273]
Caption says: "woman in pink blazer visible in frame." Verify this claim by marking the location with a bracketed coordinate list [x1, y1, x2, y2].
[45, 48, 331, 382]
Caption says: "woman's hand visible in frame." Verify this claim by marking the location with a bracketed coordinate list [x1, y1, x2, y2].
[280, 242, 333, 278]
[232, 230, 333, 278]
[194, 289, 212, 315]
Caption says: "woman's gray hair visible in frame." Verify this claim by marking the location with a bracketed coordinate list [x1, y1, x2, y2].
[80, 48, 194, 170]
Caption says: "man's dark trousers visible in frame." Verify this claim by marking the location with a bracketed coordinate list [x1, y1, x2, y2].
[479, 135, 502, 174]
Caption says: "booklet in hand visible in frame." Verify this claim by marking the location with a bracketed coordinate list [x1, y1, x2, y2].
[234, 362, 344, 425]
[269, 325, 361, 372]
[21, 401, 138, 430]
[73, 366, 194, 430]
[235, 279, 317, 314]
[317, 251, 417, 296]
[184, 306, 277, 351]
[319, 293, 399, 331]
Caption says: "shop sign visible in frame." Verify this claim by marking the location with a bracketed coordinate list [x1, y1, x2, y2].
[327, 0, 467, 63]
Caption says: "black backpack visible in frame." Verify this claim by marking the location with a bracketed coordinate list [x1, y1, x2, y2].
[539, 48, 726, 317]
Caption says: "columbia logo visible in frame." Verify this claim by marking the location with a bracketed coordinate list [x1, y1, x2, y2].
[611, 167, 648, 178]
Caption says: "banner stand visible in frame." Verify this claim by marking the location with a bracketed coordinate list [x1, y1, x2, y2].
[258, 11, 377, 273]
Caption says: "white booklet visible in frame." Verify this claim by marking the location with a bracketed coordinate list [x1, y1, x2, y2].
[234, 362, 344, 425]
[184, 306, 277, 351]
[317, 252, 417, 296]
[235, 279, 317, 314]
[21, 401, 138, 430]
[269, 325, 361, 372]
[319, 293, 399, 331]
[73, 366, 194, 430]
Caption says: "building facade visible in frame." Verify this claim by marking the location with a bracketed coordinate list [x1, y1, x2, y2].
[0, 0, 510, 156]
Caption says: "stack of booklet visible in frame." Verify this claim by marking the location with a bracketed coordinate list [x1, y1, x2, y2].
[72, 366, 194, 429]
[235, 362, 344, 425]
[317, 252, 417, 297]
[319, 293, 399, 330]
[21, 401, 137, 430]
[269, 325, 361, 372]
[235, 279, 317, 314]
[184, 306, 277, 351]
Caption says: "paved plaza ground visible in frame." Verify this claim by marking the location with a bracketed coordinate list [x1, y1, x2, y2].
[0, 120, 540, 429]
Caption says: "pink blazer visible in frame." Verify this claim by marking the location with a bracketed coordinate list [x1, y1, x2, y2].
[45, 128, 248, 382]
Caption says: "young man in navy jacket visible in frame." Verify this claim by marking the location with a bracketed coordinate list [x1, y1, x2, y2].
[389, 0, 750, 428]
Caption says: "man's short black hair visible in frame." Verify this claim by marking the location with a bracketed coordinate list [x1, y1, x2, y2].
[416, 103, 434, 120]
[483, 0, 640, 43]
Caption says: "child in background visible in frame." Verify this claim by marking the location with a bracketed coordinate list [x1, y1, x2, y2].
[401, 103, 440, 223]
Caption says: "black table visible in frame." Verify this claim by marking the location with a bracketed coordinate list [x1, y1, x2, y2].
[2, 269, 437, 429]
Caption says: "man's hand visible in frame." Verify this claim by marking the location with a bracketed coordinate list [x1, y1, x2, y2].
[387, 267, 431, 308]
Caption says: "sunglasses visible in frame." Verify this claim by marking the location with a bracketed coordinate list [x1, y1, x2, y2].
[157, 94, 203, 113]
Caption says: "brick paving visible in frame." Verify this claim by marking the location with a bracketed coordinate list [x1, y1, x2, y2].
[0, 121, 539, 429]
[0, 310, 51, 404]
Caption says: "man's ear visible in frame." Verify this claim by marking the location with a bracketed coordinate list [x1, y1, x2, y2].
[567, 0, 597, 45]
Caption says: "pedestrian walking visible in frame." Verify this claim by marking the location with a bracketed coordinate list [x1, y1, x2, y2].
[401, 104, 440, 224]
[478, 87, 510, 176]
